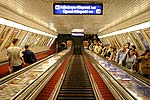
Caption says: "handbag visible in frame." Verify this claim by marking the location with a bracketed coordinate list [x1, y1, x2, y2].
[8, 65, 13, 73]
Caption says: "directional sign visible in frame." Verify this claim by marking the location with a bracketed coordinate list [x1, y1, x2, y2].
[53, 3, 103, 15]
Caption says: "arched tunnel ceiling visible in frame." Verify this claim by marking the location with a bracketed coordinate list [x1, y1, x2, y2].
[0, 0, 150, 36]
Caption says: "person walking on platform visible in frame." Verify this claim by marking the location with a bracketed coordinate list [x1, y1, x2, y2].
[7, 38, 24, 73]
[22, 45, 37, 65]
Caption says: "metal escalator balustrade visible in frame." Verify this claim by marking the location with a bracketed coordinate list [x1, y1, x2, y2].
[56, 55, 96, 100]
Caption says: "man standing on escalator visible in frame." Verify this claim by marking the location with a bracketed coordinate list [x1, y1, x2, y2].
[7, 38, 24, 73]
[22, 44, 37, 65]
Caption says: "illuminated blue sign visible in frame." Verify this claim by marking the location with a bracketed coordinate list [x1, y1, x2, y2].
[53, 3, 103, 15]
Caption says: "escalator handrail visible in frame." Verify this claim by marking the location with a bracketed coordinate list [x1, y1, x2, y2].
[0, 53, 56, 84]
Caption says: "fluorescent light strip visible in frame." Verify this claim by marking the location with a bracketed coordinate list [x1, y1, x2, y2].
[0, 18, 57, 38]
[72, 33, 84, 36]
[98, 21, 150, 38]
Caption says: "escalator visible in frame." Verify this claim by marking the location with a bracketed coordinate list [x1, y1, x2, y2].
[0, 50, 116, 100]
[2, 49, 148, 100]
[56, 55, 96, 100]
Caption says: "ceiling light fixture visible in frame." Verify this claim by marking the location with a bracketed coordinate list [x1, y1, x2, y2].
[98, 21, 150, 38]
[0, 18, 57, 38]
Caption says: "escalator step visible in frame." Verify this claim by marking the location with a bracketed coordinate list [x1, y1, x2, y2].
[58, 93, 95, 97]
[60, 88, 93, 91]
[62, 83, 91, 86]
[63, 80, 90, 83]
[57, 96, 96, 100]
[61, 86, 92, 89]
[59, 90, 94, 94]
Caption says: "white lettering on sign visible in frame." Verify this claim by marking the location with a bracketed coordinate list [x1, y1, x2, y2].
[63, 10, 73, 14]
[77, 6, 91, 9]
[63, 9, 89, 14]
[91, 6, 96, 9]
[88, 11, 93, 13]
[57, 5, 92, 10]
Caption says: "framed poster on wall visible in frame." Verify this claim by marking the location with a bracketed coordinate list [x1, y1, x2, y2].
[0, 26, 11, 47]
[116, 34, 126, 46]
[0, 27, 14, 51]
[17, 30, 28, 47]
[112, 36, 121, 48]
[109, 37, 116, 46]
[0, 24, 6, 45]
[129, 32, 144, 50]
[100, 38, 110, 46]
[4, 28, 20, 49]
[123, 33, 134, 45]
[143, 28, 150, 47]
[136, 31, 150, 50]
[36, 35, 43, 46]
[32, 34, 40, 46]
[144, 28, 150, 39]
